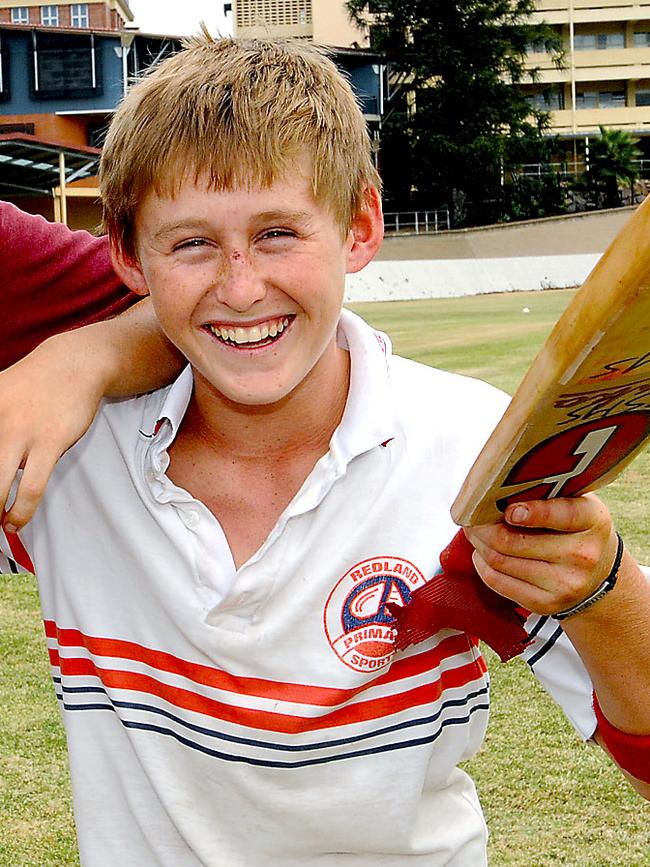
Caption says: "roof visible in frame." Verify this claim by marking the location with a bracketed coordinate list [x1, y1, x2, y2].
[0, 133, 100, 195]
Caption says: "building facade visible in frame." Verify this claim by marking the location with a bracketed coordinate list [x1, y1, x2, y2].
[0, 24, 181, 148]
[0, 1, 132, 32]
[526, 0, 650, 150]
[230, 0, 368, 48]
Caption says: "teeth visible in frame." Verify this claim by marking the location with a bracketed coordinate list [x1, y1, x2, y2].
[209, 318, 290, 345]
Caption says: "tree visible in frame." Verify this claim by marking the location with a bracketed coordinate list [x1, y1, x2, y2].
[584, 126, 641, 209]
[346, 0, 561, 225]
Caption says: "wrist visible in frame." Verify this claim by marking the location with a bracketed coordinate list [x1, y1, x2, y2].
[554, 532, 624, 622]
[38, 326, 116, 401]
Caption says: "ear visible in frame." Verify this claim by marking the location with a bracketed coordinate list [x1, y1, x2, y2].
[110, 241, 150, 297]
[346, 185, 384, 274]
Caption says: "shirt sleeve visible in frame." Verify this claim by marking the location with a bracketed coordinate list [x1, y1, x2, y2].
[521, 613, 596, 740]
[0, 202, 137, 370]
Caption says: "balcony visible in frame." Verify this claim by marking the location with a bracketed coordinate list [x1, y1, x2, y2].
[550, 104, 650, 131]
[528, 46, 650, 82]
[534, 0, 650, 24]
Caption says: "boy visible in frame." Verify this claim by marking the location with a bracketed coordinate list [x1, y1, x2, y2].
[2, 35, 649, 866]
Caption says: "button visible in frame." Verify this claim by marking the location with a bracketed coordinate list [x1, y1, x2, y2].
[184, 510, 200, 529]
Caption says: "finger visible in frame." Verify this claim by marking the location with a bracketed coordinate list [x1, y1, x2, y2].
[3, 447, 60, 531]
[466, 522, 558, 563]
[471, 549, 553, 613]
[468, 514, 616, 587]
[470, 533, 557, 591]
[0, 441, 28, 521]
[503, 493, 609, 534]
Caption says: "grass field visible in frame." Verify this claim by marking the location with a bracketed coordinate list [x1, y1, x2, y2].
[1, 288, 649, 865]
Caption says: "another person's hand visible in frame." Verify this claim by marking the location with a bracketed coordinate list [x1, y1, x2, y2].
[0, 331, 105, 532]
[464, 494, 617, 617]
[0, 298, 183, 532]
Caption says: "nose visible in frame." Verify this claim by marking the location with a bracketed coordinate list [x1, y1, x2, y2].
[213, 249, 266, 312]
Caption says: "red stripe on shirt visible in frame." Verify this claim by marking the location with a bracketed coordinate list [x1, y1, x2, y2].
[56, 652, 487, 734]
[43, 620, 479, 707]
[6, 532, 34, 573]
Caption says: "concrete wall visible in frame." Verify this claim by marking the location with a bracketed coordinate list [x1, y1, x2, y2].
[345, 206, 636, 302]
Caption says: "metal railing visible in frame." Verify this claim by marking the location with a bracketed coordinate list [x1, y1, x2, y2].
[384, 208, 450, 234]
[512, 159, 650, 179]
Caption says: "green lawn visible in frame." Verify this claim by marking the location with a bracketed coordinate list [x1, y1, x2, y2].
[1, 288, 648, 865]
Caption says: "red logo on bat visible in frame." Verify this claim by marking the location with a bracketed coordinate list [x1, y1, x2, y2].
[496, 412, 650, 511]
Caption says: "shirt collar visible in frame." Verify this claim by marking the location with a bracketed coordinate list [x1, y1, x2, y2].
[331, 308, 396, 467]
[152, 309, 396, 465]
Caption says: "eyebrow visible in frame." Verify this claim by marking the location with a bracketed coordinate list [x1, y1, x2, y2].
[151, 220, 212, 242]
[252, 210, 314, 226]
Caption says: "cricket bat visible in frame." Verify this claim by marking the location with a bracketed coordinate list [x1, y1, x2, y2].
[451, 196, 650, 527]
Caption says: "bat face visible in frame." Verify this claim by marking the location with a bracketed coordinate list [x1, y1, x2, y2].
[451, 198, 650, 527]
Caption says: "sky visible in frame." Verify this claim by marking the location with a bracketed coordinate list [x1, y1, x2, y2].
[128, 1, 233, 38]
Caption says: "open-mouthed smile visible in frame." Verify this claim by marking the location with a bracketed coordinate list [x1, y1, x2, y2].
[205, 315, 294, 348]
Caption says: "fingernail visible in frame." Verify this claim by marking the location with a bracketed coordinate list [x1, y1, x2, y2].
[509, 505, 528, 524]
[4, 523, 17, 535]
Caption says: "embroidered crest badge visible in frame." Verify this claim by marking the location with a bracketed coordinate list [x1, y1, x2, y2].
[324, 556, 428, 672]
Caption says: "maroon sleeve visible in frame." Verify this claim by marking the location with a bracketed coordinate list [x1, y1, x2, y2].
[0, 202, 138, 370]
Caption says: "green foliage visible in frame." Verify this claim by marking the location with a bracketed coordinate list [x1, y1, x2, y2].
[583, 126, 641, 209]
[347, 0, 563, 224]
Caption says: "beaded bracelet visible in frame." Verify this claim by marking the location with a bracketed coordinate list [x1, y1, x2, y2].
[554, 532, 624, 622]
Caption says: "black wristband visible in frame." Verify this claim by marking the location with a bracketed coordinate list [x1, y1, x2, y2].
[555, 532, 624, 622]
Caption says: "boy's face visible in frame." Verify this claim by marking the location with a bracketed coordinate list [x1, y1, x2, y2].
[113, 162, 382, 409]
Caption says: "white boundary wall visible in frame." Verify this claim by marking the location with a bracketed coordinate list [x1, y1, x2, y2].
[344, 254, 601, 302]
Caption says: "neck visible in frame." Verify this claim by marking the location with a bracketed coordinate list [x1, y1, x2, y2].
[180, 344, 351, 463]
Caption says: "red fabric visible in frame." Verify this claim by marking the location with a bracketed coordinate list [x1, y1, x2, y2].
[0, 202, 137, 370]
[390, 529, 532, 663]
[593, 692, 650, 783]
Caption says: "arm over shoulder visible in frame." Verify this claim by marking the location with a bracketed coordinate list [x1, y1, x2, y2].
[0, 202, 136, 369]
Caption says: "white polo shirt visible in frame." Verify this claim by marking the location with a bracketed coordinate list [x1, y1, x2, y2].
[1, 309, 596, 866]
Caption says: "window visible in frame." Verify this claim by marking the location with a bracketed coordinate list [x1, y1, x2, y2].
[636, 89, 650, 106]
[0, 122, 35, 134]
[11, 6, 30, 24]
[70, 3, 89, 28]
[598, 90, 626, 107]
[574, 31, 625, 50]
[526, 88, 564, 111]
[41, 5, 60, 26]
[31, 31, 101, 99]
[576, 90, 625, 109]
[0, 35, 9, 101]
[634, 32, 650, 47]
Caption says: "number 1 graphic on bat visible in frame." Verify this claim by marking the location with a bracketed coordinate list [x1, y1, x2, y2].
[543, 426, 617, 498]
[494, 412, 650, 513]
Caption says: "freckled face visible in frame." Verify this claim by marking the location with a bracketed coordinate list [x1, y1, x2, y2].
[128, 170, 358, 409]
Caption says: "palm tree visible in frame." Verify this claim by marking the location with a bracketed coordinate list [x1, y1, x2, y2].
[587, 126, 641, 208]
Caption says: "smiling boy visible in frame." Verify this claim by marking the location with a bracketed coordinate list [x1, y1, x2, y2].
[2, 34, 650, 866]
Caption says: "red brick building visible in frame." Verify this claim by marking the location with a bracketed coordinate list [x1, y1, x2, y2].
[0, 1, 133, 32]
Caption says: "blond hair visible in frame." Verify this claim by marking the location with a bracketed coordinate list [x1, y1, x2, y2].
[100, 35, 381, 256]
